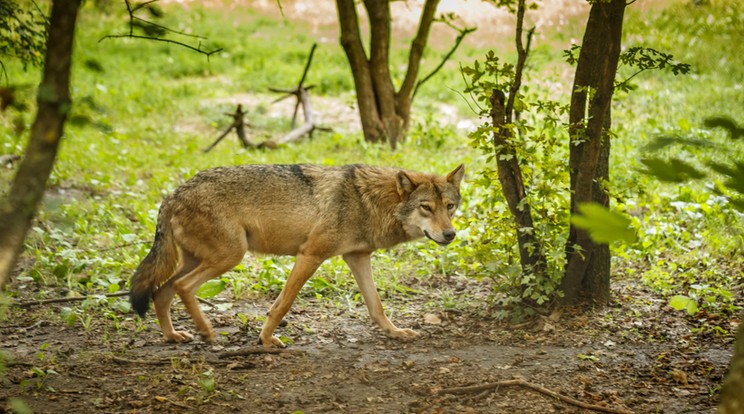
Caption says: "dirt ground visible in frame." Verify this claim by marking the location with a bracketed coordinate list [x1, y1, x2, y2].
[0, 272, 735, 414]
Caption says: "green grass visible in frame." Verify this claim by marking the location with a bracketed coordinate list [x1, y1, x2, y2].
[0, 1, 742, 326]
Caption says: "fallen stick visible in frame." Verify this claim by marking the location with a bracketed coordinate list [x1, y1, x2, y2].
[16, 291, 129, 308]
[15, 291, 217, 309]
[262, 43, 331, 147]
[218, 347, 304, 358]
[112, 354, 257, 368]
[203, 104, 253, 152]
[154, 396, 192, 410]
[111, 355, 171, 365]
[438, 379, 634, 414]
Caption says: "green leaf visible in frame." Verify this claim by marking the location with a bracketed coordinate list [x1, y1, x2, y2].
[577, 353, 599, 362]
[8, 398, 33, 414]
[107, 283, 120, 294]
[60, 307, 77, 327]
[708, 161, 744, 195]
[703, 116, 744, 140]
[115, 300, 132, 314]
[571, 203, 638, 244]
[669, 295, 699, 316]
[196, 279, 227, 299]
[639, 157, 706, 183]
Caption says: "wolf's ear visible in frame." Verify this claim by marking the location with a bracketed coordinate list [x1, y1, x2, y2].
[446, 164, 465, 187]
[397, 171, 416, 195]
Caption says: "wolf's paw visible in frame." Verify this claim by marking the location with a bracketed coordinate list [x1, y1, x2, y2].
[165, 331, 194, 343]
[259, 335, 287, 349]
[388, 328, 419, 341]
[199, 330, 217, 344]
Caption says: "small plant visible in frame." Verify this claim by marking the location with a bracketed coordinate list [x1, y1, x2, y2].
[198, 370, 216, 394]
[670, 285, 737, 318]
[577, 353, 599, 362]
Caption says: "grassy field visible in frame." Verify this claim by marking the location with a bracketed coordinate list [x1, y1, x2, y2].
[1, 0, 742, 325]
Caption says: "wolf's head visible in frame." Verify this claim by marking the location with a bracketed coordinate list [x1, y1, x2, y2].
[396, 164, 465, 246]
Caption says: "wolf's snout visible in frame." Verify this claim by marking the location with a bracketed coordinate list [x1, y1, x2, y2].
[443, 229, 456, 243]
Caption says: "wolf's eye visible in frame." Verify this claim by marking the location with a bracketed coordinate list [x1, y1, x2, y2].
[446, 203, 455, 210]
[420, 204, 433, 213]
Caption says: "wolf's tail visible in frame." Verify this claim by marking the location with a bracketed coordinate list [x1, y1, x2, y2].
[129, 200, 179, 318]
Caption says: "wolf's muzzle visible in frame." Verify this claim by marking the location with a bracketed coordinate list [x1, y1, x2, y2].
[425, 230, 456, 246]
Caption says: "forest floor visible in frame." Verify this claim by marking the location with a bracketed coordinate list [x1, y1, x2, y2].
[0, 272, 736, 413]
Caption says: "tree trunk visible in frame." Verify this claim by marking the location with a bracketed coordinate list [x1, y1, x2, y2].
[0, 0, 81, 288]
[335, 0, 439, 148]
[720, 318, 744, 413]
[561, 0, 626, 304]
[336, 0, 385, 143]
[490, 90, 546, 275]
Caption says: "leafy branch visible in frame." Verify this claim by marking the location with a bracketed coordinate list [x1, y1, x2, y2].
[563, 45, 690, 92]
[99, 0, 222, 58]
[0, 0, 49, 73]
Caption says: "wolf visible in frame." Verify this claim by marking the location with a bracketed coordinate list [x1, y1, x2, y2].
[129, 163, 464, 348]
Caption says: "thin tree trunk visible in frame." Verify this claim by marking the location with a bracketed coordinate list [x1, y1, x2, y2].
[336, 0, 441, 148]
[562, 0, 626, 304]
[485, 0, 545, 280]
[490, 91, 546, 274]
[336, 0, 385, 143]
[0, 0, 82, 288]
[396, 0, 439, 132]
[364, 0, 402, 148]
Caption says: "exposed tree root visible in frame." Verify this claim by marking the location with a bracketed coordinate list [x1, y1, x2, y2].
[438, 379, 633, 414]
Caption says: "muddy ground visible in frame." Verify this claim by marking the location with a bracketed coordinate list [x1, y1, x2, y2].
[0, 272, 735, 414]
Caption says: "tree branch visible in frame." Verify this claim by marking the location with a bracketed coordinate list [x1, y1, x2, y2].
[131, 15, 207, 40]
[100, 0, 221, 58]
[505, 0, 534, 122]
[398, 0, 440, 100]
[99, 34, 222, 57]
[613, 68, 645, 91]
[413, 26, 476, 99]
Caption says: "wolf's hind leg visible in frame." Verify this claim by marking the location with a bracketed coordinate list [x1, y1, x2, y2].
[259, 253, 324, 348]
[153, 249, 200, 342]
[343, 252, 418, 341]
[172, 251, 244, 343]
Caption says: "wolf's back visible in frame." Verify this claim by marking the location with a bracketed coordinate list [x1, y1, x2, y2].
[129, 201, 179, 317]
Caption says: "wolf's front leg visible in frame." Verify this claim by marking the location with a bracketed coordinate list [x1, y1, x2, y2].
[259, 253, 325, 348]
[343, 252, 419, 341]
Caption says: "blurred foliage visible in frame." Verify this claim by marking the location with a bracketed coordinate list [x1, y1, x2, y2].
[0, 0, 48, 75]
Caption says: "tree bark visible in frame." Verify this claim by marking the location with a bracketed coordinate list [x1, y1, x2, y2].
[561, 0, 626, 304]
[335, 0, 440, 148]
[720, 318, 744, 413]
[364, 0, 402, 148]
[0, 0, 82, 288]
